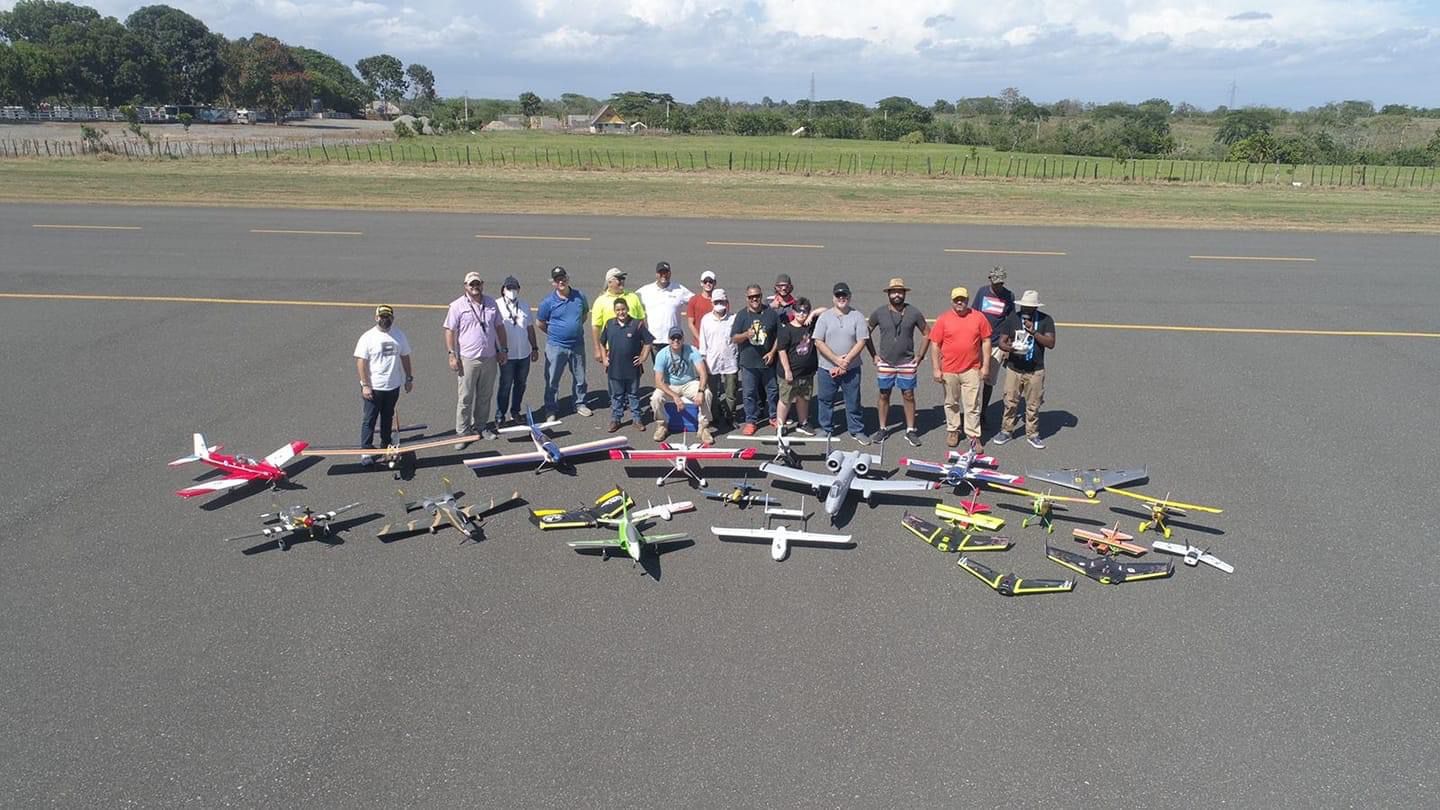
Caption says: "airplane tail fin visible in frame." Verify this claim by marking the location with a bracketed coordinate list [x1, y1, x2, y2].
[168, 432, 214, 466]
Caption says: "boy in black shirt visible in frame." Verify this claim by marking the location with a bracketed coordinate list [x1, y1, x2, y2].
[774, 297, 817, 435]
[600, 298, 653, 432]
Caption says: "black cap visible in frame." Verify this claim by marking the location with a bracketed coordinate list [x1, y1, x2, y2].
[502, 275, 520, 289]
[668, 326, 684, 340]
[656, 261, 671, 273]
[833, 282, 851, 297]
[776, 273, 792, 285]
[550, 266, 567, 280]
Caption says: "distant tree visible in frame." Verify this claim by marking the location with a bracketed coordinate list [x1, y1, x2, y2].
[518, 90, 541, 118]
[224, 35, 311, 124]
[1174, 101, 1202, 118]
[1227, 132, 1278, 162]
[46, 15, 166, 104]
[124, 5, 224, 104]
[1138, 97, 1173, 117]
[559, 92, 600, 113]
[355, 53, 406, 115]
[931, 98, 955, 114]
[875, 95, 931, 123]
[291, 46, 368, 114]
[177, 111, 192, 130]
[608, 90, 674, 123]
[1215, 108, 1279, 145]
[955, 96, 1001, 116]
[1379, 103, 1410, 116]
[405, 62, 435, 101]
[999, 86, 1022, 115]
[0, 0, 101, 42]
[0, 40, 62, 106]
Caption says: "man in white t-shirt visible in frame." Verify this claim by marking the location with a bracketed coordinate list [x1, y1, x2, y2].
[696, 287, 739, 430]
[636, 260, 693, 359]
[353, 304, 413, 465]
[495, 275, 539, 424]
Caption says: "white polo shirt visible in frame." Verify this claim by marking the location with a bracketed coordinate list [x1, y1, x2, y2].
[636, 281, 694, 343]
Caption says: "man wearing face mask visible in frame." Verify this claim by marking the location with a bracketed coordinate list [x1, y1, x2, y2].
[928, 287, 991, 450]
[991, 290, 1056, 450]
[354, 305, 413, 466]
[697, 287, 739, 431]
[444, 272, 508, 447]
[867, 278, 929, 447]
[495, 275, 539, 426]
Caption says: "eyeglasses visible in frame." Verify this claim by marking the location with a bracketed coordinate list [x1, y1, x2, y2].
[467, 281, 483, 288]
[746, 294, 762, 299]
[702, 279, 715, 284]
[834, 294, 850, 299]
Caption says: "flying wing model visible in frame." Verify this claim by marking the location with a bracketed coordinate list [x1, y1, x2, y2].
[1024, 467, 1148, 498]
[900, 448, 1024, 489]
[529, 488, 633, 529]
[466, 407, 629, 475]
[901, 512, 1012, 552]
[987, 483, 1100, 533]
[1106, 488, 1224, 538]
[565, 499, 690, 566]
[759, 440, 941, 522]
[711, 525, 853, 562]
[376, 478, 519, 543]
[222, 501, 362, 551]
[1072, 523, 1148, 556]
[956, 556, 1074, 596]
[1151, 539, 1235, 573]
[609, 441, 757, 487]
[170, 432, 309, 498]
[701, 480, 774, 508]
[1045, 544, 1173, 585]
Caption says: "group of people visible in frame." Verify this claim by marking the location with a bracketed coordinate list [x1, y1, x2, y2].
[349, 262, 1056, 463]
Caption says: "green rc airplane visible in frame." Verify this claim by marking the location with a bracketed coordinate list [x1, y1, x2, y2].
[565, 499, 690, 566]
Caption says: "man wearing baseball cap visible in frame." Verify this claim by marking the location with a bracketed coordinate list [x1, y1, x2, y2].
[697, 287, 739, 430]
[650, 326, 713, 444]
[991, 290, 1056, 450]
[928, 286, 991, 450]
[812, 281, 873, 443]
[590, 267, 646, 364]
[536, 266, 593, 419]
[686, 269, 718, 344]
[867, 277, 930, 447]
[972, 265, 1015, 431]
[494, 275, 539, 425]
[354, 304, 413, 465]
[444, 272, 508, 444]
[637, 260, 694, 363]
[770, 273, 797, 318]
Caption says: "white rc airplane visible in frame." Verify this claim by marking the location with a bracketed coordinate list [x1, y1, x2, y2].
[1150, 539, 1235, 573]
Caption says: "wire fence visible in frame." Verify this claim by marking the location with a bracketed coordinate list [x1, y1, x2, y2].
[2, 135, 1437, 189]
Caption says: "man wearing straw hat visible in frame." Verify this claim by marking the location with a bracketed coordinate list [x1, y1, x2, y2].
[867, 277, 929, 447]
[991, 290, 1056, 450]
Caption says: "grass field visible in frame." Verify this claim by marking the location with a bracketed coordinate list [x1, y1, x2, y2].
[3, 155, 1438, 232]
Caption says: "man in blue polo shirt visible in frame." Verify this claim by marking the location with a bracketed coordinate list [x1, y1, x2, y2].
[536, 266, 593, 420]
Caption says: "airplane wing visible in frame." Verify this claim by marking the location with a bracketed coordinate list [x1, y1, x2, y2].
[316, 502, 364, 522]
[464, 449, 547, 471]
[529, 507, 599, 529]
[556, 435, 632, 460]
[1026, 467, 1148, 497]
[221, 526, 288, 543]
[899, 458, 950, 477]
[375, 517, 429, 538]
[1107, 488, 1223, 514]
[613, 447, 755, 461]
[639, 532, 691, 547]
[1151, 541, 1235, 573]
[966, 468, 1024, 486]
[461, 491, 520, 520]
[175, 477, 249, 498]
[711, 527, 853, 545]
[734, 434, 834, 444]
[304, 434, 479, 457]
[758, 462, 836, 489]
[856, 478, 943, 497]
[933, 504, 1007, 532]
[497, 419, 560, 435]
[263, 441, 308, 467]
[630, 501, 696, 522]
[956, 556, 1073, 596]
[567, 538, 624, 550]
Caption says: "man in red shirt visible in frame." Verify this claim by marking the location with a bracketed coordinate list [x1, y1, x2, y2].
[928, 286, 992, 449]
[686, 269, 717, 346]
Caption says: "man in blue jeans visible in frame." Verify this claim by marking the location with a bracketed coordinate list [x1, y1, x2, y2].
[729, 283, 780, 435]
[536, 266, 593, 420]
[812, 282, 871, 444]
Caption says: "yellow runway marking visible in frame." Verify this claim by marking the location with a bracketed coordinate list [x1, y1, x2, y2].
[706, 241, 824, 249]
[1189, 255, 1316, 262]
[474, 234, 591, 242]
[3, 292, 1435, 339]
[944, 248, 1066, 256]
[250, 229, 363, 236]
[32, 224, 143, 231]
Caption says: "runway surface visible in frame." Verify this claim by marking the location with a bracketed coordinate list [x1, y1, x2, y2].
[1, 203, 1437, 806]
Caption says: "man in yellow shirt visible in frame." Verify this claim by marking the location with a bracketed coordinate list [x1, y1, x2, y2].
[591, 267, 646, 363]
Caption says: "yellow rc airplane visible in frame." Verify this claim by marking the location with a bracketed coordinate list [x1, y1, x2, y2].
[987, 483, 1100, 533]
[1106, 489, 1224, 538]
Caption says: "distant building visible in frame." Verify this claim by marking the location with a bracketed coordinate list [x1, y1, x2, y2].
[481, 119, 522, 132]
[530, 116, 564, 131]
[565, 114, 591, 130]
[588, 104, 627, 134]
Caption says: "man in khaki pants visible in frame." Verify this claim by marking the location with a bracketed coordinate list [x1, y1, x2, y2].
[991, 290, 1056, 450]
[928, 287, 992, 450]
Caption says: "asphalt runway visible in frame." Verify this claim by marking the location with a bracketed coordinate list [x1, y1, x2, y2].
[1, 203, 1437, 806]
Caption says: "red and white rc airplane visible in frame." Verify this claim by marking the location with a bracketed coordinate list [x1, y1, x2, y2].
[169, 432, 309, 498]
[609, 440, 758, 487]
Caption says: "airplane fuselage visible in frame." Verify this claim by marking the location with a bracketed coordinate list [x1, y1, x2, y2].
[204, 454, 284, 482]
[823, 463, 858, 517]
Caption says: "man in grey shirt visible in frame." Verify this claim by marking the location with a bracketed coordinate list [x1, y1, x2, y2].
[812, 281, 872, 443]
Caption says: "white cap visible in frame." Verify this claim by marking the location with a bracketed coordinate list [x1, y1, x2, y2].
[700, 270, 717, 282]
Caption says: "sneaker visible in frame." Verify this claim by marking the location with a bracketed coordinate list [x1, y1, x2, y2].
[854, 432, 873, 446]
[607, 420, 621, 433]
[1027, 434, 1046, 450]
[741, 423, 758, 436]
[359, 454, 374, 466]
[905, 429, 922, 447]
[508, 413, 523, 425]
[481, 425, 499, 440]
[991, 431, 1013, 446]
[784, 418, 797, 429]
[653, 423, 670, 442]
[793, 425, 815, 437]
[946, 431, 960, 448]
[698, 428, 715, 445]
[453, 440, 471, 451]
[576, 403, 594, 417]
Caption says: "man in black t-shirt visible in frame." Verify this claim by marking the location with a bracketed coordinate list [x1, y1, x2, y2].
[991, 290, 1056, 450]
[971, 266, 1015, 431]
[867, 277, 929, 447]
[730, 284, 780, 434]
[774, 297, 817, 435]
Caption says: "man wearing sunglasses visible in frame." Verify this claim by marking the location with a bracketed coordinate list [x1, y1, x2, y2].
[686, 269, 719, 345]
[444, 271, 508, 446]
[730, 284, 780, 435]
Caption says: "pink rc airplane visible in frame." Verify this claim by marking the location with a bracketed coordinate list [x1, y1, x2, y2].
[169, 432, 309, 498]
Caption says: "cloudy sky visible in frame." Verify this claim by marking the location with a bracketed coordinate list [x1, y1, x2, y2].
[13, 0, 1440, 107]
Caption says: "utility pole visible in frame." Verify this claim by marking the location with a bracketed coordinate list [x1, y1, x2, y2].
[1227, 80, 1237, 109]
[464, 91, 469, 123]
